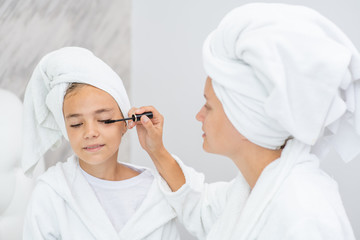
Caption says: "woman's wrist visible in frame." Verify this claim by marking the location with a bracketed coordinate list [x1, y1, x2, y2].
[148, 146, 185, 192]
[147, 145, 171, 164]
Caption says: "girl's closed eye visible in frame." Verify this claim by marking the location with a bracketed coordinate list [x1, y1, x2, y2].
[98, 119, 113, 124]
[70, 123, 83, 128]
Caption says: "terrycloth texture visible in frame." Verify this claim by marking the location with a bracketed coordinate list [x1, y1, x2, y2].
[24, 155, 179, 240]
[161, 149, 355, 239]
[203, 3, 360, 163]
[22, 47, 131, 176]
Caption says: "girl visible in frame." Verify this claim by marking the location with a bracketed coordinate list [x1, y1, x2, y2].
[22, 47, 179, 239]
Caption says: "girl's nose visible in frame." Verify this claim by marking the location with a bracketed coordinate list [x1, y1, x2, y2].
[83, 123, 100, 139]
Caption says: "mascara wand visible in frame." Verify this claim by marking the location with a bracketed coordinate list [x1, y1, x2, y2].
[103, 112, 153, 124]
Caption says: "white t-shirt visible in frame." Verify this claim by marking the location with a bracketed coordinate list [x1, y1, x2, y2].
[81, 165, 154, 233]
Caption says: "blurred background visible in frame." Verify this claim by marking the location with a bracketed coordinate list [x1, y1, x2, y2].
[0, 0, 359, 239]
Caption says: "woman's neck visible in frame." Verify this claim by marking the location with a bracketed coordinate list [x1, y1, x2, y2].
[231, 142, 282, 189]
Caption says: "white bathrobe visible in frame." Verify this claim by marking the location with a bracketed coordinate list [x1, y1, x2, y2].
[24, 156, 180, 240]
[160, 145, 355, 240]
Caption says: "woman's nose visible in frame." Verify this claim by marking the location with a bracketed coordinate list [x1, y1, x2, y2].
[196, 106, 205, 122]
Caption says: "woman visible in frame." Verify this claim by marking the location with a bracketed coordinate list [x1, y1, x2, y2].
[129, 3, 358, 239]
[22, 47, 179, 239]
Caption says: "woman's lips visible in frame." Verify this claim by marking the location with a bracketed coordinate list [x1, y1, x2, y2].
[201, 128, 206, 138]
[83, 144, 105, 152]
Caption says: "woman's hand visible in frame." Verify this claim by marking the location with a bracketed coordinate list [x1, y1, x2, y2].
[128, 106, 186, 191]
[128, 106, 165, 155]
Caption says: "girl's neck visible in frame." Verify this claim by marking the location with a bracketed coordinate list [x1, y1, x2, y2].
[79, 159, 139, 181]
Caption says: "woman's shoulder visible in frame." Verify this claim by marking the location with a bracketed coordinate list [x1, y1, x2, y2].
[256, 174, 354, 239]
[265, 167, 351, 233]
[274, 167, 339, 209]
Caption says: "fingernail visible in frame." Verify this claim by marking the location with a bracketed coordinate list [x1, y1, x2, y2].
[142, 116, 149, 123]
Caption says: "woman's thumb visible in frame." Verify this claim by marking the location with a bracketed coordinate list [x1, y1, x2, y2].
[140, 115, 155, 134]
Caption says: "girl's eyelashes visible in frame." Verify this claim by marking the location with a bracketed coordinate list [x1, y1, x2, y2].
[70, 123, 83, 128]
[69, 119, 114, 128]
[98, 119, 112, 123]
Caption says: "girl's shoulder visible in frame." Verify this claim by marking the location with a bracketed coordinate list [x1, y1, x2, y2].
[32, 155, 78, 200]
[38, 155, 77, 180]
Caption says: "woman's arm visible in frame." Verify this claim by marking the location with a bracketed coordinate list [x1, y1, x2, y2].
[128, 106, 240, 239]
[128, 106, 185, 191]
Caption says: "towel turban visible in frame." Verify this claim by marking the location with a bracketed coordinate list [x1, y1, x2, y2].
[22, 47, 130, 176]
[203, 3, 360, 162]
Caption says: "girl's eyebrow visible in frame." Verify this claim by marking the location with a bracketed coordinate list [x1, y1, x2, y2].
[65, 113, 81, 119]
[94, 108, 114, 114]
[65, 108, 114, 119]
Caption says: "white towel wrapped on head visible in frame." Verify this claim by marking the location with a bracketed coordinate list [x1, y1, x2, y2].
[203, 3, 360, 163]
[22, 47, 130, 177]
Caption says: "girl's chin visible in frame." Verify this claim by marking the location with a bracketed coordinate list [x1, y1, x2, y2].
[80, 160, 99, 166]
[78, 156, 108, 166]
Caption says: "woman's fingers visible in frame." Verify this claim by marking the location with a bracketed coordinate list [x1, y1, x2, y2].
[127, 106, 165, 153]
[140, 115, 155, 135]
[134, 106, 160, 115]
[127, 107, 136, 128]
[128, 106, 163, 129]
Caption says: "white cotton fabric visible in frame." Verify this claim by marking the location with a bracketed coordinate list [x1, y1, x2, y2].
[24, 155, 179, 240]
[160, 151, 355, 240]
[203, 3, 360, 163]
[81, 166, 154, 232]
[22, 47, 131, 176]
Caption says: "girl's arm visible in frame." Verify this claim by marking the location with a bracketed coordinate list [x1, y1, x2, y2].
[23, 183, 60, 240]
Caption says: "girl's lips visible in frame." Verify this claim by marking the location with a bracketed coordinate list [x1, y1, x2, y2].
[83, 144, 105, 152]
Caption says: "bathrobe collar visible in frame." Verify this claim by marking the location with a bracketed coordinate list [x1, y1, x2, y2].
[38, 155, 176, 240]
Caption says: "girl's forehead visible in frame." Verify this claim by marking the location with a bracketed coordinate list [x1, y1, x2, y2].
[63, 84, 122, 115]
[65, 85, 115, 103]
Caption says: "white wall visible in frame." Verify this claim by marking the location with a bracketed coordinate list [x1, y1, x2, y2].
[131, 0, 360, 239]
